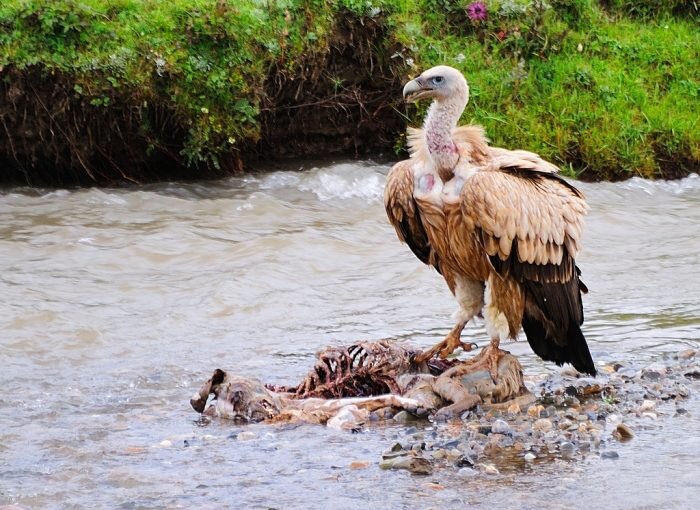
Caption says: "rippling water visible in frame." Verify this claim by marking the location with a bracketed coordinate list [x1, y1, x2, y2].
[1, 163, 698, 509]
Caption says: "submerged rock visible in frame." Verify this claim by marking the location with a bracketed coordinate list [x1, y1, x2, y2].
[613, 423, 634, 441]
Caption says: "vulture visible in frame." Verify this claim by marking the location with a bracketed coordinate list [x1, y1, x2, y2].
[384, 65, 596, 377]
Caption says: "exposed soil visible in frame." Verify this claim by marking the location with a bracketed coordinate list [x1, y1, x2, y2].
[0, 15, 407, 187]
[253, 14, 407, 166]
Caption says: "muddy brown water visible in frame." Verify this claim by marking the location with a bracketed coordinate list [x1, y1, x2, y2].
[1, 162, 698, 509]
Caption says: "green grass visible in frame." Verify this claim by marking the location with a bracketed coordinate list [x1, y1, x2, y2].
[0, 0, 698, 182]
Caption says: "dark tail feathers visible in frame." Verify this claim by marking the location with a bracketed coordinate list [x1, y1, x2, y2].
[522, 312, 596, 376]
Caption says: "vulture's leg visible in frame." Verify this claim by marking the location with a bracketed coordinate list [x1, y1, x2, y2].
[414, 321, 477, 363]
[415, 279, 483, 363]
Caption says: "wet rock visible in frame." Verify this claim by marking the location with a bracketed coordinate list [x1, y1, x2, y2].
[558, 419, 573, 431]
[393, 410, 419, 423]
[642, 366, 666, 381]
[677, 384, 691, 398]
[386, 456, 433, 475]
[477, 463, 500, 475]
[601, 451, 620, 460]
[613, 423, 634, 441]
[564, 385, 578, 397]
[533, 418, 553, 433]
[617, 367, 638, 379]
[560, 442, 576, 459]
[440, 439, 460, 449]
[679, 349, 696, 360]
[492, 419, 511, 435]
[446, 449, 463, 462]
[370, 407, 394, 421]
[527, 404, 545, 418]
[411, 442, 425, 452]
[477, 425, 492, 435]
[432, 449, 447, 460]
[456, 454, 476, 467]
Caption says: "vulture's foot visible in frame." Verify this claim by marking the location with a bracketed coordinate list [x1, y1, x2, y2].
[414, 332, 477, 364]
[468, 339, 506, 384]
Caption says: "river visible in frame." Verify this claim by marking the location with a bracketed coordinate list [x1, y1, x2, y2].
[1, 162, 698, 509]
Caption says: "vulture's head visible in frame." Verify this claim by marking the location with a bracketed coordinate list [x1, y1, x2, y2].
[402, 65, 469, 105]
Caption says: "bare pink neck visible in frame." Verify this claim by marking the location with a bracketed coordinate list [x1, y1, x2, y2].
[424, 97, 465, 177]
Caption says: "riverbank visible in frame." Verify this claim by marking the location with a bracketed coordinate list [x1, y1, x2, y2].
[1, 1, 698, 185]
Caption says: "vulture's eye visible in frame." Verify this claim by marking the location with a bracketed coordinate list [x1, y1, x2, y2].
[432, 76, 444, 85]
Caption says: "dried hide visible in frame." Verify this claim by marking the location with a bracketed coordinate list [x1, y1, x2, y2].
[191, 341, 531, 429]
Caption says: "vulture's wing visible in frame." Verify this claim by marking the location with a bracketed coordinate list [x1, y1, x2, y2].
[460, 160, 587, 283]
[384, 160, 440, 273]
[460, 160, 595, 375]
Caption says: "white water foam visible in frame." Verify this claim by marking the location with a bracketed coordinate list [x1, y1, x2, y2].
[297, 162, 387, 201]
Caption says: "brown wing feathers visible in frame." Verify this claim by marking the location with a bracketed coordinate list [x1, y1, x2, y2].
[463, 167, 596, 375]
[384, 161, 441, 274]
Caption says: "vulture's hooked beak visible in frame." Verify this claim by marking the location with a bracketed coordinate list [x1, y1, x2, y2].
[403, 78, 433, 102]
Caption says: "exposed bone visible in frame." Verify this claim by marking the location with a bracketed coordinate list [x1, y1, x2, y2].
[193, 340, 530, 427]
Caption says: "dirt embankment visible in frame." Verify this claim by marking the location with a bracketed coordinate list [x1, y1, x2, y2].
[0, 15, 406, 187]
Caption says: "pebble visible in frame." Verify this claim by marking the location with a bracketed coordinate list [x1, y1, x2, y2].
[527, 405, 545, 418]
[367, 355, 699, 476]
[679, 349, 696, 360]
[532, 418, 553, 433]
[492, 419, 511, 435]
[159, 440, 172, 447]
[393, 410, 418, 423]
[613, 423, 634, 441]
[446, 449, 463, 461]
[642, 367, 666, 381]
[432, 449, 447, 460]
[638, 400, 656, 413]
[390, 442, 403, 452]
[456, 454, 476, 467]
[349, 460, 369, 469]
[560, 442, 576, 459]
[390, 457, 433, 475]
[411, 443, 424, 452]
[617, 367, 638, 379]
[478, 463, 500, 475]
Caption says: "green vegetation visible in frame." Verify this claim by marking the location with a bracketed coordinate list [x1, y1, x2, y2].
[0, 0, 697, 184]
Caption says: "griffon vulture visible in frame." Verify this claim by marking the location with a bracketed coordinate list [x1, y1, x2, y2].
[384, 65, 596, 377]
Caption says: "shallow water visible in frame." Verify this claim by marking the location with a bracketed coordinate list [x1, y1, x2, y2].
[0, 163, 698, 509]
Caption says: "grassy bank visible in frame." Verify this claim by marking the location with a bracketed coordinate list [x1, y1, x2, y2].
[0, 0, 697, 185]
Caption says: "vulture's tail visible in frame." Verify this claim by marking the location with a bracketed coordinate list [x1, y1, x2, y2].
[521, 269, 596, 376]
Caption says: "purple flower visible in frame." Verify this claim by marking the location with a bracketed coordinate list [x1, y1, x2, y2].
[466, 1, 488, 22]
